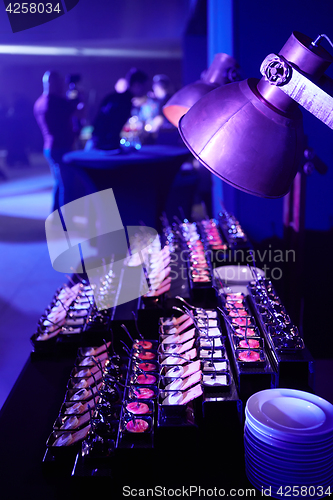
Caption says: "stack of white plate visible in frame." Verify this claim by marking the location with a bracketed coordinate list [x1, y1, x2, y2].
[245, 389, 333, 499]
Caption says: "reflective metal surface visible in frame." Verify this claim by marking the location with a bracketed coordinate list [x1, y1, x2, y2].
[178, 32, 333, 198]
[163, 53, 239, 127]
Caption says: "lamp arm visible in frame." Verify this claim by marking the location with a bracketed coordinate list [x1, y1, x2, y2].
[260, 53, 333, 130]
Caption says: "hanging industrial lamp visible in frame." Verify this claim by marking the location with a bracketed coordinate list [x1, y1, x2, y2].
[163, 53, 240, 127]
[178, 32, 333, 198]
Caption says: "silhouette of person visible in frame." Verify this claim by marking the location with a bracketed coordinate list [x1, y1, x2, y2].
[86, 68, 149, 151]
[140, 74, 179, 145]
[34, 71, 79, 212]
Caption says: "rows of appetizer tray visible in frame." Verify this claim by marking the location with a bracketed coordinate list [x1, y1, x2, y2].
[31, 272, 116, 351]
[218, 210, 250, 248]
[42, 280, 314, 476]
[32, 261, 311, 401]
[247, 277, 304, 354]
[44, 297, 242, 461]
[31, 215, 245, 350]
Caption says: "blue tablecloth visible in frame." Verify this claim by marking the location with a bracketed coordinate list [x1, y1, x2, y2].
[63, 145, 190, 169]
[62, 145, 192, 229]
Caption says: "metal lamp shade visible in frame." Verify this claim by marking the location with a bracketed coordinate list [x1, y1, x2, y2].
[178, 78, 304, 198]
[163, 53, 239, 127]
[178, 32, 333, 198]
[162, 80, 219, 127]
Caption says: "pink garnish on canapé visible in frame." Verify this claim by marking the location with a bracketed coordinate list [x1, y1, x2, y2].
[138, 351, 155, 360]
[138, 362, 155, 372]
[136, 374, 156, 385]
[238, 350, 260, 362]
[133, 388, 155, 399]
[135, 340, 153, 350]
[126, 419, 149, 433]
[235, 327, 256, 337]
[239, 339, 260, 349]
[226, 301, 244, 309]
[126, 402, 149, 414]
[228, 309, 248, 317]
[232, 317, 252, 326]
[193, 276, 210, 282]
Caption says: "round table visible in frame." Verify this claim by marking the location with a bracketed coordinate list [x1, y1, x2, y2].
[63, 145, 191, 229]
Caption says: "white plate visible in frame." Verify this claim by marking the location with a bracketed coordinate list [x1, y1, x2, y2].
[245, 419, 333, 451]
[244, 441, 333, 475]
[246, 389, 333, 442]
[246, 458, 333, 489]
[214, 265, 265, 284]
[244, 425, 333, 459]
[244, 433, 333, 465]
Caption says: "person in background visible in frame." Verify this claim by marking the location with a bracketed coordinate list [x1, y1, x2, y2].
[34, 71, 80, 213]
[66, 73, 86, 149]
[139, 74, 178, 145]
[86, 68, 149, 151]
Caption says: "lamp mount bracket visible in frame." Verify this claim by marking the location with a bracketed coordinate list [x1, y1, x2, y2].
[260, 53, 292, 86]
[261, 53, 333, 129]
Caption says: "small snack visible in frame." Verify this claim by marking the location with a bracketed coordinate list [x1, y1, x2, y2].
[228, 309, 249, 317]
[200, 337, 223, 349]
[202, 374, 229, 387]
[161, 383, 203, 405]
[78, 351, 109, 366]
[225, 293, 245, 301]
[159, 347, 197, 365]
[136, 374, 157, 385]
[36, 328, 61, 341]
[134, 340, 153, 350]
[161, 391, 183, 405]
[232, 317, 254, 327]
[126, 402, 150, 415]
[202, 360, 228, 373]
[137, 351, 155, 360]
[225, 301, 244, 309]
[79, 342, 111, 357]
[164, 360, 201, 379]
[238, 350, 260, 362]
[164, 370, 201, 391]
[61, 416, 79, 430]
[234, 327, 257, 338]
[53, 433, 73, 447]
[132, 387, 155, 399]
[52, 425, 91, 446]
[61, 327, 82, 334]
[71, 388, 90, 401]
[200, 347, 225, 359]
[65, 403, 84, 414]
[192, 276, 211, 283]
[161, 328, 195, 345]
[239, 338, 260, 349]
[126, 419, 149, 433]
[138, 362, 156, 372]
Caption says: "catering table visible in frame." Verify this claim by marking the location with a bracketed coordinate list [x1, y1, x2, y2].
[1, 351, 331, 500]
[63, 145, 192, 230]
[0, 353, 253, 500]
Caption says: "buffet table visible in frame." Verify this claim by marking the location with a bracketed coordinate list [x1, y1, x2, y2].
[0, 353, 254, 499]
[1, 214, 331, 500]
[63, 145, 192, 229]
